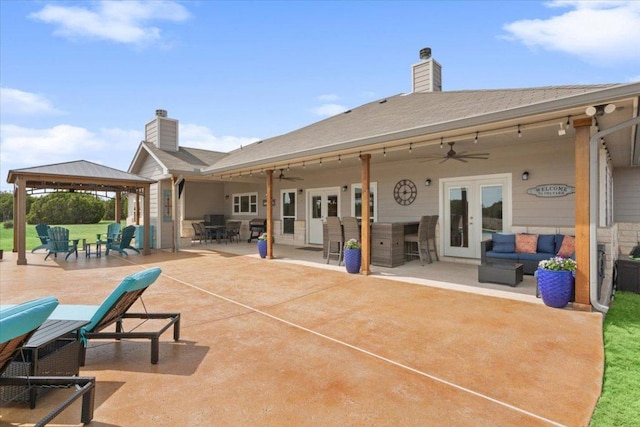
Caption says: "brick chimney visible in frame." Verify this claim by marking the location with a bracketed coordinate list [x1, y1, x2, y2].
[145, 109, 179, 152]
[412, 47, 442, 93]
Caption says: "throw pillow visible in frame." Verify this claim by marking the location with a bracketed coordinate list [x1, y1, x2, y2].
[492, 233, 515, 253]
[516, 234, 538, 254]
[537, 234, 556, 254]
[557, 235, 576, 257]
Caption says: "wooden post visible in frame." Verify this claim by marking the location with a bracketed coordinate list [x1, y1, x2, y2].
[573, 117, 593, 310]
[143, 184, 151, 255]
[15, 177, 27, 265]
[360, 154, 371, 275]
[266, 169, 274, 259]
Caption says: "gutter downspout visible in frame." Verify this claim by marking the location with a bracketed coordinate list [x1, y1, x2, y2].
[589, 115, 640, 313]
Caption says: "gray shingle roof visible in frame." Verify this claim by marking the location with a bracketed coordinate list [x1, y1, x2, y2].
[205, 84, 618, 171]
[143, 141, 228, 172]
[8, 160, 153, 183]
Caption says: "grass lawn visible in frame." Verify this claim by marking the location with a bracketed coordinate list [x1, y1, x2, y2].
[0, 221, 125, 252]
[590, 291, 640, 426]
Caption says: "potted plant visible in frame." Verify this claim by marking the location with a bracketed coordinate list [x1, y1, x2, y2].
[536, 256, 576, 308]
[343, 239, 362, 274]
[257, 233, 269, 258]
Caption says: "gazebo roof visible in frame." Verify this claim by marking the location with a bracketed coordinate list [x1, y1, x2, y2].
[6, 160, 155, 193]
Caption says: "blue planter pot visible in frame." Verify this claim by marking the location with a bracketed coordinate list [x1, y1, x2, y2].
[344, 248, 361, 274]
[257, 240, 267, 258]
[536, 268, 574, 308]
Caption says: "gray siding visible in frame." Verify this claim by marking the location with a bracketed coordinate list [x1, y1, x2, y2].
[184, 181, 225, 220]
[145, 117, 178, 152]
[614, 167, 640, 223]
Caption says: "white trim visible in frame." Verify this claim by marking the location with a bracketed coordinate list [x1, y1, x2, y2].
[350, 182, 378, 222]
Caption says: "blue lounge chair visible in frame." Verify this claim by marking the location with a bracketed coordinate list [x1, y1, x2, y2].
[44, 226, 78, 261]
[77, 267, 180, 365]
[0, 297, 95, 426]
[105, 225, 139, 256]
[30, 224, 50, 253]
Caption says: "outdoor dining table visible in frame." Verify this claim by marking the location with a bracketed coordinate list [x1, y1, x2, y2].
[204, 225, 226, 243]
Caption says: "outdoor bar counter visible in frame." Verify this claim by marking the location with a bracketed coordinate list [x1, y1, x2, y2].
[323, 220, 419, 268]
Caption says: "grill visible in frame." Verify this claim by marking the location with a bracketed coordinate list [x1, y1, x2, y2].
[247, 219, 267, 243]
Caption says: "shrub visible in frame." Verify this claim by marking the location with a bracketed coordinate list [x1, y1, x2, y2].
[27, 193, 105, 224]
[3, 220, 13, 229]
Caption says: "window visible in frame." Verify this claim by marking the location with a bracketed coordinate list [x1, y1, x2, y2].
[233, 192, 258, 215]
[281, 190, 296, 234]
[351, 183, 378, 222]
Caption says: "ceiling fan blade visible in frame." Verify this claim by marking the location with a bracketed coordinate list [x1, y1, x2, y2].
[452, 157, 468, 163]
[458, 155, 489, 160]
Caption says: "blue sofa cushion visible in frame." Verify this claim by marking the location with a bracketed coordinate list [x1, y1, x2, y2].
[485, 251, 518, 260]
[537, 234, 556, 254]
[517, 252, 555, 261]
[492, 233, 515, 253]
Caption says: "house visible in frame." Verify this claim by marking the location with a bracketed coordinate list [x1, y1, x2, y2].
[128, 48, 640, 311]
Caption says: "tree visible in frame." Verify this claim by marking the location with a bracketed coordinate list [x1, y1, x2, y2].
[103, 195, 128, 221]
[27, 193, 105, 224]
[0, 191, 34, 221]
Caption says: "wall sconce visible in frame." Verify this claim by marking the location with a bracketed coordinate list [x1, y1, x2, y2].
[225, 194, 230, 200]
[424, 179, 432, 186]
[298, 188, 304, 194]
[342, 185, 348, 192]
[262, 199, 275, 207]
[521, 171, 530, 181]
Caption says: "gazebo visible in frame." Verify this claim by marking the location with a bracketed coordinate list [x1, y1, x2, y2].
[6, 160, 156, 265]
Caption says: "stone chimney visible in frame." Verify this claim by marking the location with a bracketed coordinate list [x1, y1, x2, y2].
[412, 47, 442, 93]
[145, 109, 179, 152]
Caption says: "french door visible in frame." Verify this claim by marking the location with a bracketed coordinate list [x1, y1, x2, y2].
[442, 175, 511, 258]
[307, 188, 340, 244]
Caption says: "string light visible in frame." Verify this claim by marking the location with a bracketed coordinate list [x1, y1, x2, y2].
[287, 164, 290, 171]
[302, 161, 306, 169]
[409, 143, 413, 153]
[474, 132, 478, 144]
[383, 148, 386, 157]
[517, 125, 522, 138]
[440, 137, 443, 149]
[319, 158, 323, 166]
[338, 155, 342, 163]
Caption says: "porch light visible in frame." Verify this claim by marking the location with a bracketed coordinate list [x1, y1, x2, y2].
[342, 185, 348, 192]
[424, 179, 432, 186]
[522, 171, 530, 181]
[585, 103, 616, 117]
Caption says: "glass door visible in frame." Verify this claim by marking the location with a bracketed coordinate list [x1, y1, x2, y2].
[442, 175, 510, 258]
[307, 188, 340, 244]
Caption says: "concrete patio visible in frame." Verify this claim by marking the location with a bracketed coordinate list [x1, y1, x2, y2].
[0, 245, 603, 426]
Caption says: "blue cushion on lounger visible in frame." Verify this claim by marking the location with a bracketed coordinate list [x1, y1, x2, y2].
[0, 296, 58, 343]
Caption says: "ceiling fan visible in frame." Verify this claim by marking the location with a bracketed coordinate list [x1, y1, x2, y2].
[277, 169, 303, 182]
[419, 142, 489, 163]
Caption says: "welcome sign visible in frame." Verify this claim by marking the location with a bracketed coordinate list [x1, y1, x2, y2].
[526, 184, 575, 198]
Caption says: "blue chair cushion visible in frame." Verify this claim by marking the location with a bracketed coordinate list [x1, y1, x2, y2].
[537, 234, 556, 254]
[492, 233, 515, 253]
[81, 267, 162, 336]
[0, 296, 58, 343]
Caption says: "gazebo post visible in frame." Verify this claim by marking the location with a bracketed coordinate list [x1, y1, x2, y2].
[15, 176, 27, 265]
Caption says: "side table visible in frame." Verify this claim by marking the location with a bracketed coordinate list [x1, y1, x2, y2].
[85, 240, 102, 258]
[0, 319, 88, 408]
[478, 262, 524, 287]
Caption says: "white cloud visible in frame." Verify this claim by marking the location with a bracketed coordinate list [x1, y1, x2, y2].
[0, 87, 63, 116]
[503, 1, 640, 64]
[313, 103, 348, 117]
[0, 124, 142, 191]
[29, 0, 190, 46]
[318, 94, 340, 102]
[180, 123, 260, 152]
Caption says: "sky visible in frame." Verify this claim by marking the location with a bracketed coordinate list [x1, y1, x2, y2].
[1, 0, 639, 192]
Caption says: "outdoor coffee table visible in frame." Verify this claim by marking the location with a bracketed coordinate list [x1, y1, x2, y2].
[478, 262, 523, 287]
[0, 319, 88, 408]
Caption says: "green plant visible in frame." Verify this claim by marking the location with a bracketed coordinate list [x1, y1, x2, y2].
[258, 233, 267, 240]
[3, 220, 13, 229]
[344, 238, 361, 250]
[538, 256, 576, 272]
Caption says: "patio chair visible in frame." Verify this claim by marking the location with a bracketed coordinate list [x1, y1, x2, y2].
[78, 267, 181, 365]
[192, 222, 206, 244]
[105, 222, 122, 242]
[44, 226, 78, 261]
[326, 217, 344, 265]
[405, 215, 431, 265]
[105, 225, 140, 256]
[342, 216, 360, 242]
[223, 221, 242, 244]
[0, 297, 95, 426]
[426, 215, 439, 262]
[30, 224, 50, 253]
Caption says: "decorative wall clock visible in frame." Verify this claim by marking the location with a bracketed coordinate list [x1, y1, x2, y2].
[394, 179, 417, 206]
